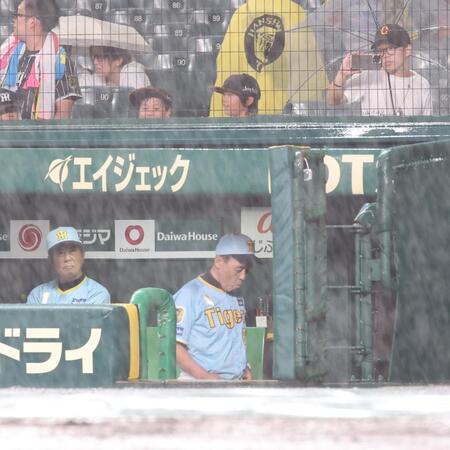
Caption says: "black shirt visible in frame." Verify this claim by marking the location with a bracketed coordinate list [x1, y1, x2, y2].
[15, 48, 81, 119]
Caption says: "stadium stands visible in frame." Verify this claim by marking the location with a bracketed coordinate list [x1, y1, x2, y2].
[0, 0, 446, 118]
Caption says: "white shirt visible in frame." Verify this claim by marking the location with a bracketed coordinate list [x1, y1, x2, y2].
[78, 61, 150, 90]
[119, 61, 151, 90]
[344, 70, 432, 116]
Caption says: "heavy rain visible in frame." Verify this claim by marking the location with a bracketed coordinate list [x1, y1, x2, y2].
[0, 0, 449, 448]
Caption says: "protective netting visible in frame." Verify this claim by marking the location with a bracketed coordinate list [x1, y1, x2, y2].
[0, 0, 448, 119]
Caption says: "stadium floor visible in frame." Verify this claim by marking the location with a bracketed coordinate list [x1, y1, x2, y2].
[0, 384, 449, 449]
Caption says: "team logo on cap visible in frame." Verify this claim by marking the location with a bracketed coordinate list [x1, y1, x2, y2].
[0, 92, 11, 103]
[18, 224, 42, 252]
[56, 230, 68, 241]
[380, 25, 390, 36]
[245, 14, 284, 72]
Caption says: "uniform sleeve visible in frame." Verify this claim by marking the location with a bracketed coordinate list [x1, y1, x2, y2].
[26, 286, 42, 304]
[87, 282, 111, 304]
[55, 52, 82, 101]
[173, 284, 197, 346]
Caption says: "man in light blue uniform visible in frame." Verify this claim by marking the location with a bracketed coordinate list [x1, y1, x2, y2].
[27, 227, 110, 305]
[174, 233, 256, 380]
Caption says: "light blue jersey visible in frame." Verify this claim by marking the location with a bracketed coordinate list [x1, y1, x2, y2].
[174, 275, 247, 379]
[27, 276, 110, 305]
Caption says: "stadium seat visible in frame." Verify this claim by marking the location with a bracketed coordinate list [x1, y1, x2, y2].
[74, 86, 116, 118]
[0, 11, 9, 26]
[0, 24, 10, 42]
[153, 0, 191, 25]
[127, 8, 147, 35]
[192, 0, 244, 10]
[0, 0, 14, 14]
[109, 8, 129, 26]
[188, 51, 216, 83]
[76, 54, 94, 73]
[189, 9, 232, 36]
[56, 0, 72, 8]
[187, 36, 213, 54]
[128, 0, 147, 8]
[73, 0, 93, 16]
[111, 87, 134, 118]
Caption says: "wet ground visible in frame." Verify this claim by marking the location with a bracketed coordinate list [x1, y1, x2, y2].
[1, 383, 449, 449]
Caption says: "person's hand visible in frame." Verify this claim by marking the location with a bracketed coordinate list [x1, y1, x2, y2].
[334, 53, 358, 87]
[242, 367, 253, 380]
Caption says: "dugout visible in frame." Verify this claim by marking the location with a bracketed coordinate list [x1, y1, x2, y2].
[0, 116, 450, 382]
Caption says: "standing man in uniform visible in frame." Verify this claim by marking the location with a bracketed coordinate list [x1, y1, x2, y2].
[0, 0, 81, 120]
[27, 227, 110, 305]
[174, 233, 255, 380]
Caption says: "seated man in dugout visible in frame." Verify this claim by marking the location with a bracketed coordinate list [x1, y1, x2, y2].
[0, 0, 81, 120]
[174, 233, 256, 380]
[326, 24, 432, 116]
[0, 88, 20, 120]
[27, 227, 110, 305]
[80, 45, 150, 90]
[212, 74, 261, 117]
[129, 86, 173, 119]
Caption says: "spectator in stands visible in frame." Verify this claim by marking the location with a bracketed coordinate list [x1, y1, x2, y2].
[0, 88, 20, 120]
[129, 87, 172, 119]
[27, 227, 110, 305]
[213, 74, 261, 118]
[84, 45, 150, 90]
[326, 24, 432, 116]
[0, 0, 81, 120]
[174, 233, 255, 380]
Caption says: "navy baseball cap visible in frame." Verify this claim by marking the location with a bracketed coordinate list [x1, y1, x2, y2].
[47, 227, 82, 252]
[216, 233, 259, 266]
[372, 24, 411, 50]
[213, 74, 261, 100]
[129, 86, 173, 110]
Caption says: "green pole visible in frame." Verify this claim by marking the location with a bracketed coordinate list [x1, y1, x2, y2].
[130, 288, 177, 380]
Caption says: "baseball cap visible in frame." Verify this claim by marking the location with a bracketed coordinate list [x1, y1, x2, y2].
[216, 233, 258, 266]
[129, 86, 173, 110]
[0, 88, 18, 115]
[213, 74, 261, 100]
[372, 24, 411, 50]
[47, 227, 82, 252]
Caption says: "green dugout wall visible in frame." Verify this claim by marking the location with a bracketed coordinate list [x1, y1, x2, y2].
[376, 140, 450, 382]
[1, 116, 450, 382]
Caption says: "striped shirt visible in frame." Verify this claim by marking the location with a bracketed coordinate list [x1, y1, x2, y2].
[15, 48, 81, 119]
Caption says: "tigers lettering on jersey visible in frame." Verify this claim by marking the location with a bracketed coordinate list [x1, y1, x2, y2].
[204, 307, 244, 329]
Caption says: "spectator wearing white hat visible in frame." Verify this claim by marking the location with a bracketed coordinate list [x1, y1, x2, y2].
[27, 227, 110, 305]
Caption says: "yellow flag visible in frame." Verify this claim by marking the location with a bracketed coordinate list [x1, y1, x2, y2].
[210, 0, 329, 116]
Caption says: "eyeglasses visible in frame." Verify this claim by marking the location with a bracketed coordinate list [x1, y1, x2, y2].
[12, 12, 33, 19]
[376, 46, 400, 56]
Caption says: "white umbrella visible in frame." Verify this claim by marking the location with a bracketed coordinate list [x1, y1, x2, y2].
[54, 15, 151, 54]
